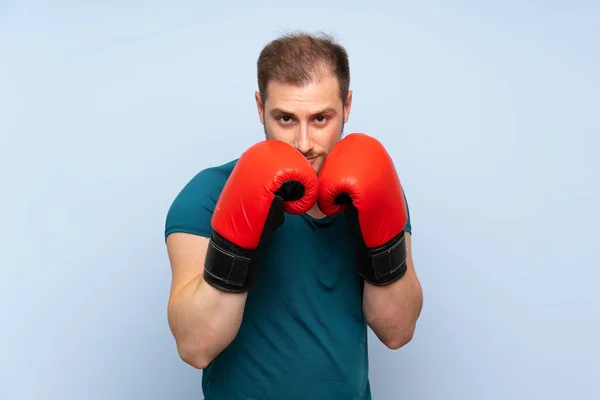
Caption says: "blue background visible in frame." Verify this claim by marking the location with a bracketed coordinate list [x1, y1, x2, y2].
[1, 1, 598, 399]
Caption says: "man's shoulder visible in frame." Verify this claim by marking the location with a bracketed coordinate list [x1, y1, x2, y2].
[176, 158, 239, 203]
[189, 158, 239, 188]
[176, 158, 238, 198]
[164, 159, 238, 239]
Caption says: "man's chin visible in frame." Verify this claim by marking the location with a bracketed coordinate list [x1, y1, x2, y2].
[311, 158, 324, 175]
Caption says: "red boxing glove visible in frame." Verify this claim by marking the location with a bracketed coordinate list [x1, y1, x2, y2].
[205, 140, 318, 292]
[318, 133, 408, 285]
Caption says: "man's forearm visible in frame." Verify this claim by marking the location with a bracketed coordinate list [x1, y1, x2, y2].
[363, 269, 423, 349]
[168, 275, 248, 369]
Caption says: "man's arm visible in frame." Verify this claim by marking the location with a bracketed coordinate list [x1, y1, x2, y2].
[362, 232, 423, 349]
[166, 232, 247, 369]
[165, 140, 319, 368]
[316, 133, 422, 350]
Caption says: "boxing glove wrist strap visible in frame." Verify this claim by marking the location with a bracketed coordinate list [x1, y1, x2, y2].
[358, 231, 407, 286]
[203, 232, 259, 293]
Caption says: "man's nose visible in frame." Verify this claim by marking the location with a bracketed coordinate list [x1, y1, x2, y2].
[294, 124, 314, 155]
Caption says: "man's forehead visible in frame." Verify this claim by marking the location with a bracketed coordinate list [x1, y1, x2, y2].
[267, 73, 339, 93]
[264, 76, 341, 110]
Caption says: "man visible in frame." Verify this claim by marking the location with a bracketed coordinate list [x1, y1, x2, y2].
[164, 32, 423, 399]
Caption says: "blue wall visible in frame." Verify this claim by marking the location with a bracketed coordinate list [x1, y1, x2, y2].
[1, 1, 598, 399]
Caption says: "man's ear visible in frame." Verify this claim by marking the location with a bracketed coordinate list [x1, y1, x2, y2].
[255, 91, 265, 125]
[343, 90, 353, 123]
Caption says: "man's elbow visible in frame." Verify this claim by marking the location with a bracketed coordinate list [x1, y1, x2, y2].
[383, 328, 415, 350]
[177, 343, 213, 370]
[384, 332, 413, 350]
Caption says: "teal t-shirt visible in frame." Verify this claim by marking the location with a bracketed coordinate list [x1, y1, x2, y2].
[165, 159, 412, 400]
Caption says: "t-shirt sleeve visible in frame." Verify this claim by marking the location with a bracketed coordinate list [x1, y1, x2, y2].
[164, 169, 223, 240]
[403, 189, 412, 234]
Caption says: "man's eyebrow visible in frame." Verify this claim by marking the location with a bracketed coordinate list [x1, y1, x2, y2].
[269, 108, 293, 116]
[313, 107, 337, 116]
[269, 107, 337, 117]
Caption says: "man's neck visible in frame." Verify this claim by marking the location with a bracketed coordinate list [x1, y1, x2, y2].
[306, 204, 327, 219]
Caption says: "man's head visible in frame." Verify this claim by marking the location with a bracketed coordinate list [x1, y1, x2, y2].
[255, 32, 352, 174]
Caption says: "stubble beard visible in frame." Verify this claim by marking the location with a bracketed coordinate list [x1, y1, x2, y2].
[263, 123, 345, 175]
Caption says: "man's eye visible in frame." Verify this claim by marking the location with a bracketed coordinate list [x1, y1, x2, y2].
[279, 116, 292, 123]
[315, 116, 327, 123]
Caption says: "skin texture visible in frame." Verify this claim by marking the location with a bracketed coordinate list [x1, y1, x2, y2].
[167, 234, 246, 369]
[362, 232, 423, 349]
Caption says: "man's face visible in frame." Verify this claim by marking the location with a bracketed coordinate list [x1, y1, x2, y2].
[255, 73, 352, 174]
